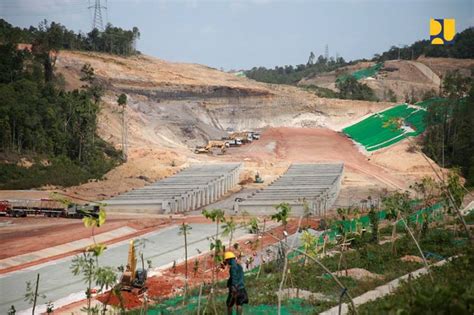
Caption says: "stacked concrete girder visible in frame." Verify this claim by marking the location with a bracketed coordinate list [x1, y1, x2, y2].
[105, 163, 242, 214]
[235, 163, 343, 216]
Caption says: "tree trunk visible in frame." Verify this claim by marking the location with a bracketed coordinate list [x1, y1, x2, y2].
[32, 273, 40, 315]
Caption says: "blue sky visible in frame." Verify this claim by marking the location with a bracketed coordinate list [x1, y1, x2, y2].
[1, 0, 472, 70]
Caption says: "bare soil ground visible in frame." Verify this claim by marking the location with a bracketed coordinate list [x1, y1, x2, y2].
[417, 56, 474, 78]
[0, 215, 171, 260]
[221, 127, 406, 189]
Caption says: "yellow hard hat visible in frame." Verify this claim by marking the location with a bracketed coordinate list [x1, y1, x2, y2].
[224, 251, 236, 260]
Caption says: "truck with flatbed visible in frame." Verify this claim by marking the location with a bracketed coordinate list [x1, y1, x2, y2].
[0, 199, 100, 218]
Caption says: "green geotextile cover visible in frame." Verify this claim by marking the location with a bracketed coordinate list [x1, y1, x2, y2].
[337, 62, 384, 82]
[342, 103, 430, 151]
[329, 203, 444, 236]
[147, 296, 314, 314]
[415, 97, 445, 108]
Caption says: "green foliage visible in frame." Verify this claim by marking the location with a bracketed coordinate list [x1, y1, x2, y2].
[373, 27, 474, 61]
[357, 249, 474, 314]
[368, 208, 379, 243]
[202, 209, 225, 265]
[442, 170, 466, 211]
[0, 27, 122, 189]
[202, 209, 225, 222]
[271, 202, 292, 228]
[302, 85, 339, 98]
[24, 276, 46, 307]
[246, 216, 260, 234]
[221, 217, 237, 247]
[0, 155, 116, 189]
[422, 72, 474, 186]
[179, 222, 192, 235]
[336, 76, 377, 101]
[301, 230, 318, 258]
[0, 19, 140, 56]
[382, 191, 413, 219]
[82, 208, 106, 228]
[117, 93, 127, 107]
[245, 53, 347, 85]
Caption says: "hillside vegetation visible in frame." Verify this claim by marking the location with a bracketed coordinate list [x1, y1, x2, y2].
[0, 19, 140, 56]
[245, 28, 474, 103]
[0, 21, 122, 189]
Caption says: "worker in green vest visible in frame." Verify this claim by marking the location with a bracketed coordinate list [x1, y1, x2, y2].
[224, 251, 248, 315]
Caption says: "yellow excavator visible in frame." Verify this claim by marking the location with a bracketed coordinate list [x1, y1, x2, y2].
[120, 240, 147, 293]
[194, 140, 228, 154]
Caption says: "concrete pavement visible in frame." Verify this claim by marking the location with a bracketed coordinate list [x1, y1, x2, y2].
[0, 227, 137, 270]
[0, 223, 249, 314]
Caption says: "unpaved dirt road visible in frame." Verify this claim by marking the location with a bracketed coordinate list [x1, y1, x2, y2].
[222, 127, 406, 190]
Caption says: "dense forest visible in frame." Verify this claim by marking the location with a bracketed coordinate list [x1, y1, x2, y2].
[423, 72, 474, 186]
[0, 19, 140, 56]
[0, 20, 123, 189]
[373, 27, 474, 62]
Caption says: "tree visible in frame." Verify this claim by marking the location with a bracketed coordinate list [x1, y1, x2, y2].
[222, 216, 237, 248]
[71, 208, 118, 315]
[272, 202, 291, 232]
[336, 76, 377, 101]
[24, 274, 46, 315]
[178, 222, 192, 302]
[201, 209, 225, 314]
[202, 209, 225, 274]
[117, 93, 128, 161]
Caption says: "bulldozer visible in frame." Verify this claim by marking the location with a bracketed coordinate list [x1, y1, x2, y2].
[120, 240, 147, 293]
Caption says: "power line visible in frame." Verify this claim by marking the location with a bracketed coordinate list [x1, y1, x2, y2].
[88, 0, 107, 31]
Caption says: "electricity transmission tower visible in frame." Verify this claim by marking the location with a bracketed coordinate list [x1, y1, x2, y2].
[89, 0, 107, 31]
[324, 44, 329, 61]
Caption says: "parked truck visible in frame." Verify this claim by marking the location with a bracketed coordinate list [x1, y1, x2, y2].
[0, 199, 100, 218]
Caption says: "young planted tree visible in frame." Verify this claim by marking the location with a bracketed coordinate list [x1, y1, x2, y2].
[301, 230, 318, 267]
[303, 200, 311, 228]
[70, 207, 118, 314]
[24, 273, 46, 315]
[368, 206, 380, 243]
[222, 216, 237, 248]
[382, 191, 433, 281]
[382, 191, 413, 254]
[272, 202, 291, 233]
[201, 209, 225, 313]
[178, 222, 192, 302]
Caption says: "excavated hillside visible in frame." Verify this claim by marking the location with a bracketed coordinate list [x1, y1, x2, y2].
[298, 58, 473, 101]
[53, 51, 441, 204]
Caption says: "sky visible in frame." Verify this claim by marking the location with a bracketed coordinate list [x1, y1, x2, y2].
[1, 0, 472, 70]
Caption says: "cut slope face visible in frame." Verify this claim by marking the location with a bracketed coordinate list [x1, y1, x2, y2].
[298, 58, 472, 102]
[56, 50, 393, 151]
[50, 51, 441, 204]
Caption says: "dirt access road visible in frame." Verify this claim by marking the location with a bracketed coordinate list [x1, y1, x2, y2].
[221, 127, 406, 190]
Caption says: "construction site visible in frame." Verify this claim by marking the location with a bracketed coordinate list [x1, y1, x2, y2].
[0, 2, 473, 315]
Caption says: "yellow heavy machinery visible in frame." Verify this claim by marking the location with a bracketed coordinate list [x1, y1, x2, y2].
[120, 240, 147, 293]
[194, 140, 228, 154]
[228, 131, 251, 143]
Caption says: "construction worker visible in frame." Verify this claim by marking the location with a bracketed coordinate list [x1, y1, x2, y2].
[224, 251, 248, 315]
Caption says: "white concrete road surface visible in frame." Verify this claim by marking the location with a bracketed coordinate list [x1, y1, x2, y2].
[0, 223, 249, 314]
